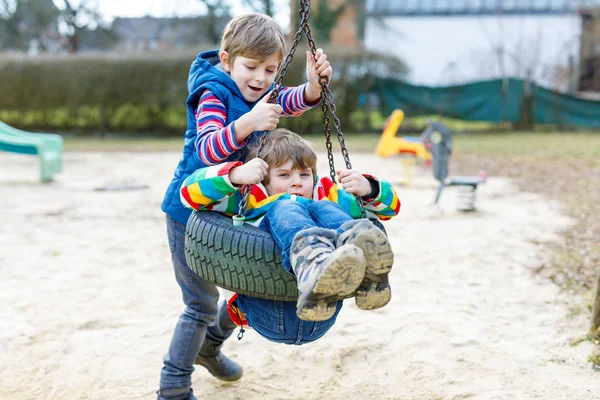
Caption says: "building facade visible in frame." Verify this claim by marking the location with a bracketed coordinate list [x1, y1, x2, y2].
[579, 8, 600, 92]
[363, 0, 600, 91]
[288, 0, 364, 46]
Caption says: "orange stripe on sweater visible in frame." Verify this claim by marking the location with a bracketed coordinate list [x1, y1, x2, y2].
[181, 186, 201, 210]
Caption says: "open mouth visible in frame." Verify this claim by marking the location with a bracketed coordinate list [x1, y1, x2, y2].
[248, 85, 263, 93]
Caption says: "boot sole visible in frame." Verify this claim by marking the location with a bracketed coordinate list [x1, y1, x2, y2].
[355, 281, 391, 310]
[297, 245, 365, 321]
[295, 300, 339, 322]
[350, 228, 394, 276]
[349, 227, 394, 310]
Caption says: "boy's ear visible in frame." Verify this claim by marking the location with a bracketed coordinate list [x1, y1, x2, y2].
[219, 51, 231, 72]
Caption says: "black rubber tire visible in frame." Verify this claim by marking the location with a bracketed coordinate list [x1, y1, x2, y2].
[185, 211, 366, 302]
[185, 211, 299, 301]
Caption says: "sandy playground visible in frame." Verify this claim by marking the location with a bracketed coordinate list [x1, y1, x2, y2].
[0, 150, 598, 400]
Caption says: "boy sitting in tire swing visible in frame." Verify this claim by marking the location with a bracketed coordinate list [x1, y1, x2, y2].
[180, 128, 401, 344]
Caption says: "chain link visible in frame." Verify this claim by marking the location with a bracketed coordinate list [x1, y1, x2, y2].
[237, 0, 365, 220]
[298, 3, 337, 182]
[299, 1, 365, 216]
[302, 17, 353, 172]
[236, 0, 311, 219]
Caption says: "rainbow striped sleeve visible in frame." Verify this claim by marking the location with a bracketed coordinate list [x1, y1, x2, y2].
[317, 175, 401, 220]
[361, 176, 401, 220]
[278, 84, 319, 117]
[180, 161, 243, 214]
[194, 90, 247, 165]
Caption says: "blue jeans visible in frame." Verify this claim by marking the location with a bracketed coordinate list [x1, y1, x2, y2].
[237, 200, 354, 345]
[159, 216, 236, 398]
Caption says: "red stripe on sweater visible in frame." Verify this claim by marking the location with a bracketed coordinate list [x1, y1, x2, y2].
[217, 161, 243, 176]
[249, 185, 267, 203]
[181, 187, 200, 210]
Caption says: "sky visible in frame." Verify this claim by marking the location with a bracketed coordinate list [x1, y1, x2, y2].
[90, 0, 290, 28]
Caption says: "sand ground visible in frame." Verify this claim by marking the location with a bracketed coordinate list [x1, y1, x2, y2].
[0, 151, 597, 400]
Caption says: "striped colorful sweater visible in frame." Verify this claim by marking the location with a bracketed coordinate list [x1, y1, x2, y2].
[195, 84, 315, 165]
[180, 162, 401, 226]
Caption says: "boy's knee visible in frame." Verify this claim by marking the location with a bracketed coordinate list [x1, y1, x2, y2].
[307, 200, 338, 211]
[183, 294, 220, 323]
[271, 199, 304, 212]
[307, 200, 344, 219]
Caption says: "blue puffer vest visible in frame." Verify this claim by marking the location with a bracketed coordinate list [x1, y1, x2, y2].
[161, 50, 266, 224]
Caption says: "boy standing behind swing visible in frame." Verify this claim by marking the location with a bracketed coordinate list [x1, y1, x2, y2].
[181, 128, 400, 343]
[158, 12, 333, 400]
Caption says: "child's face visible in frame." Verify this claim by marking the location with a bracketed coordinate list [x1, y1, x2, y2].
[264, 159, 314, 199]
[223, 53, 280, 103]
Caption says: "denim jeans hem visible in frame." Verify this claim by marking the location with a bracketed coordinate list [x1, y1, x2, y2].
[159, 378, 193, 391]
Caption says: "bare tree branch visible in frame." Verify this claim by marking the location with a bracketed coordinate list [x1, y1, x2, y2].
[239, 0, 275, 17]
[195, 0, 231, 43]
[0, 0, 17, 17]
[55, 0, 105, 52]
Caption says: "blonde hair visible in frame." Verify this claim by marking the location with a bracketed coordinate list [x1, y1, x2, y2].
[247, 128, 317, 185]
[220, 13, 286, 66]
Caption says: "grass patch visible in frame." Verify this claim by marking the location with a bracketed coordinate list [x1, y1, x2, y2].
[589, 347, 600, 370]
[453, 132, 600, 161]
[303, 132, 380, 153]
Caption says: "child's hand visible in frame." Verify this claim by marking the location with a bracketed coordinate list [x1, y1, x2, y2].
[244, 91, 283, 132]
[305, 49, 332, 102]
[337, 169, 372, 197]
[230, 158, 269, 186]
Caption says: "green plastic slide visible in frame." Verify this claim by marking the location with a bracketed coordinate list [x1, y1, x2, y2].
[0, 121, 63, 182]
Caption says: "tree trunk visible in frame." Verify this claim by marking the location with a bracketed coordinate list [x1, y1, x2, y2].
[591, 268, 600, 334]
[68, 32, 80, 53]
[264, 0, 273, 17]
[206, 8, 220, 44]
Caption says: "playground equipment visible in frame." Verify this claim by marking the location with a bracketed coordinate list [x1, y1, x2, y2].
[421, 122, 486, 211]
[185, 0, 389, 302]
[375, 109, 432, 185]
[0, 121, 63, 182]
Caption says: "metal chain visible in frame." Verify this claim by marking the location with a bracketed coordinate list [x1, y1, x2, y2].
[298, 3, 336, 182]
[235, 0, 312, 220]
[236, 0, 365, 221]
[321, 91, 336, 183]
[300, 1, 365, 217]
[301, 12, 352, 171]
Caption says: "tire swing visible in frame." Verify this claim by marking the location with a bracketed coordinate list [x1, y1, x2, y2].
[185, 0, 368, 301]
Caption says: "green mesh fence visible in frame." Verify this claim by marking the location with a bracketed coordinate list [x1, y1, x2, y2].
[371, 77, 600, 128]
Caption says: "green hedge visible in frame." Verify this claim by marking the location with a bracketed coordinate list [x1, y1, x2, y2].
[0, 46, 406, 135]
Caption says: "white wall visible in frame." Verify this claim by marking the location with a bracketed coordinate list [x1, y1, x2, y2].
[365, 14, 582, 90]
